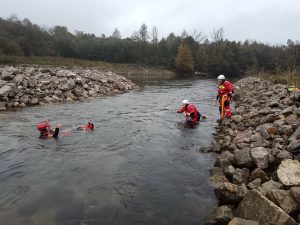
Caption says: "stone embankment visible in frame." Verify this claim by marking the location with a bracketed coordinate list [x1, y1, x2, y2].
[0, 65, 137, 111]
[204, 77, 300, 225]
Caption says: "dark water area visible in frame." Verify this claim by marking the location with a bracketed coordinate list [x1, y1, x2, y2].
[0, 77, 219, 225]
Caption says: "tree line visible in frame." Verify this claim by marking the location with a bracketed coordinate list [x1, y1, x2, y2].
[0, 16, 299, 76]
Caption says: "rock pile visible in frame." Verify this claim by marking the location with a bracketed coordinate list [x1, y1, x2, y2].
[0, 65, 137, 111]
[205, 77, 300, 225]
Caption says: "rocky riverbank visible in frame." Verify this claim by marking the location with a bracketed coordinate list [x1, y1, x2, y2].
[0, 65, 137, 111]
[204, 77, 300, 225]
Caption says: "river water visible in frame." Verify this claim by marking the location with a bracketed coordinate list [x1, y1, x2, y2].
[0, 78, 219, 225]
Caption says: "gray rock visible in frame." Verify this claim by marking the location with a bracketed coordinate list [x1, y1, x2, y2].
[232, 168, 250, 185]
[228, 217, 259, 225]
[224, 165, 236, 178]
[251, 168, 269, 183]
[290, 126, 300, 139]
[205, 205, 233, 225]
[214, 182, 248, 204]
[280, 125, 294, 136]
[287, 139, 300, 152]
[258, 107, 272, 116]
[262, 180, 284, 190]
[262, 113, 280, 124]
[277, 159, 300, 186]
[268, 101, 280, 108]
[290, 187, 300, 205]
[236, 190, 296, 225]
[250, 133, 262, 142]
[209, 167, 229, 188]
[220, 151, 235, 163]
[250, 147, 269, 169]
[231, 115, 243, 123]
[1, 70, 14, 81]
[281, 106, 296, 116]
[0, 85, 12, 97]
[276, 150, 293, 163]
[285, 115, 298, 125]
[234, 149, 254, 168]
[266, 189, 299, 214]
[233, 129, 253, 144]
[274, 120, 286, 127]
[30, 98, 39, 105]
[247, 178, 261, 190]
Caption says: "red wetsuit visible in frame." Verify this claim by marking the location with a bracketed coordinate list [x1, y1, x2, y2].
[217, 80, 234, 118]
[177, 104, 200, 122]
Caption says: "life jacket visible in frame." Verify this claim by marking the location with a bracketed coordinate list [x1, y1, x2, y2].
[218, 80, 234, 97]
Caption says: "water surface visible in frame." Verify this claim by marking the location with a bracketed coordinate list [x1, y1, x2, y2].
[0, 78, 219, 225]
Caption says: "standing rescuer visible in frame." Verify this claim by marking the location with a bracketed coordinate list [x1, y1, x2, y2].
[176, 99, 202, 123]
[215, 74, 234, 120]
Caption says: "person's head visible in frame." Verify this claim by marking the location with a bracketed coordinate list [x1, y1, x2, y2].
[87, 122, 94, 130]
[182, 99, 189, 107]
[217, 74, 225, 85]
[90, 123, 94, 130]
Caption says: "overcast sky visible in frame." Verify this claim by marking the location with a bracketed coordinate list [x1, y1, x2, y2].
[0, 0, 299, 45]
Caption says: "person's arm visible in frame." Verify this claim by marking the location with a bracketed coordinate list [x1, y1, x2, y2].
[176, 107, 185, 113]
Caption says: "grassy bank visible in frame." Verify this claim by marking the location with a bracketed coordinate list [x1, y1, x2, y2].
[0, 55, 176, 79]
[250, 68, 300, 86]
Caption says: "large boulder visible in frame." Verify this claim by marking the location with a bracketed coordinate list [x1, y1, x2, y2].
[277, 159, 300, 186]
[236, 190, 296, 225]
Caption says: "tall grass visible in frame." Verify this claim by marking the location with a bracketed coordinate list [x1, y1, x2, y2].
[249, 67, 300, 86]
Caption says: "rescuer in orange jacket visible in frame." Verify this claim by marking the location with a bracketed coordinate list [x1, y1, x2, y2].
[176, 99, 201, 123]
[36, 119, 61, 138]
[215, 74, 234, 120]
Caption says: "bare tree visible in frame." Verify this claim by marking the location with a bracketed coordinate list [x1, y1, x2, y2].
[151, 26, 158, 45]
[131, 23, 149, 43]
[139, 23, 149, 42]
[111, 28, 121, 39]
[181, 30, 189, 39]
[191, 29, 206, 43]
[211, 27, 224, 42]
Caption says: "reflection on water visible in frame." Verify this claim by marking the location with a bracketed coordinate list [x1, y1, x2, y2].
[0, 78, 219, 225]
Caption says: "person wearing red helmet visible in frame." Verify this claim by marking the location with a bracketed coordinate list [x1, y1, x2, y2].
[36, 119, 61, 138]
[176, 99, 202, 123]
[215, 74, 234, 120]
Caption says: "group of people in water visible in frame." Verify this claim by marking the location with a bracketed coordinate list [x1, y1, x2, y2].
[37, 74, 233, 138]
[176, 74, 234, 124]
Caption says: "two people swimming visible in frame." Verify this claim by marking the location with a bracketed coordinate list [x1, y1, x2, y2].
[37, 119, 94, 139]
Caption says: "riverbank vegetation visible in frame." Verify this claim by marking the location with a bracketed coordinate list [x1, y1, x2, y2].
[0, 16, 299, 79]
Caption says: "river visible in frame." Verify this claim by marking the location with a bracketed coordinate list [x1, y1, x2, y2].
[0, 77, 219, 225]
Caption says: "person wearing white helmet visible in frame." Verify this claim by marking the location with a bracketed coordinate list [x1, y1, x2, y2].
[176, 99, 202, 123]
[216, 74, 234, 120]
